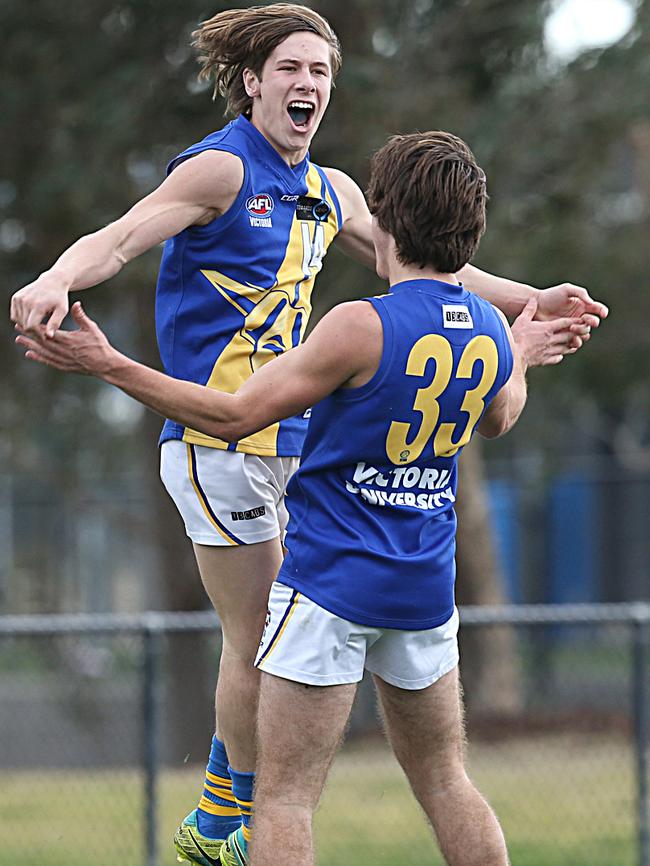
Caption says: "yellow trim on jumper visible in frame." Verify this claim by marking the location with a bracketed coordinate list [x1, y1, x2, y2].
[182, 165, 339, 454]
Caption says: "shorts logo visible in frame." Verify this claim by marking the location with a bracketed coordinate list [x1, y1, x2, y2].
[247, 194, 274, 228]
[259, 608, 271, 648]
[442, 304, 473, 329]
[231, 505, 267, 521]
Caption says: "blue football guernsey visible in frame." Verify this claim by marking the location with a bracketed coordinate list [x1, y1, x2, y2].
[155, 114, 342, 456]
[278, 279, 514, 629]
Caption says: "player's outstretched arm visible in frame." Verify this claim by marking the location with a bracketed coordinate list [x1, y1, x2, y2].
[460, 263, 608, 335]
[325, 168, 608, 350]
[16, 301, 379, 442]
[9, 150, 243, 336]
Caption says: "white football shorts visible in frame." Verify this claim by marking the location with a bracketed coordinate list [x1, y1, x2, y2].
[255, 581, 460, 689]
[160, 440, 299, 546]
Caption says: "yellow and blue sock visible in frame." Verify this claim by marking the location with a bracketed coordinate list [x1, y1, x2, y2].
[229, 766, 255, 856]
[196, 736, 242, 840]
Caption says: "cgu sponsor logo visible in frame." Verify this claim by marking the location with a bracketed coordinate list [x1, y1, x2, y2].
[344, 461, 455, 511]
[247, 193, 274, 227]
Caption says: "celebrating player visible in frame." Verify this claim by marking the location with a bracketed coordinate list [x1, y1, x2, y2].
[10, 5, 607, 864]
[20, 129, 529, 866]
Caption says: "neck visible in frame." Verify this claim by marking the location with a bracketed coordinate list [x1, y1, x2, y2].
[248, 114, 310, 167]
[387, 260, 458, 288]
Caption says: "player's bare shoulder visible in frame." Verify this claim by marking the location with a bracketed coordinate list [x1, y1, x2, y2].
[163, 149, 245, 225]
[311, 299, 383, 389]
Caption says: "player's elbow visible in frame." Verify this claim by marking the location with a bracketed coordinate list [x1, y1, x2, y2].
[478, 413, 511, 439]
[202, 414, 250, 443]
[479, 379, 527, 439]
[192, 396, 251, 442]
[478, 401, 522, 439]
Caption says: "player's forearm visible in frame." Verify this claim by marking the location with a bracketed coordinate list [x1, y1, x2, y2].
[102, 355, 247, 441]
[459, 264, 540, 319]
[502, 352, 528, 433]
[44, 225, 131, 293]
[480, 352, 528, 439]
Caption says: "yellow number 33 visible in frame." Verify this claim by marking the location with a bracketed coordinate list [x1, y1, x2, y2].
[386, 334, 499, 465]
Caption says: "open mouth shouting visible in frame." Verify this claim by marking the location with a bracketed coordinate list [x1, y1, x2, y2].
[287, 100, 316, 130]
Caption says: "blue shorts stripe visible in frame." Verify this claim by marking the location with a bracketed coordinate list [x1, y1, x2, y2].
[188, 444, 244, 545]
[257, 589, 299, 666]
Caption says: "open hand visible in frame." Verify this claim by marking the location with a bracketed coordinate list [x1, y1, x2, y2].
[536, 283, 608, 331]
[15, 302, 118, 376]
[512, 298, 586, 367]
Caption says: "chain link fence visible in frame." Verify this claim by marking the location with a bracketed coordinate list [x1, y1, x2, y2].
[1, 603, 648, 866]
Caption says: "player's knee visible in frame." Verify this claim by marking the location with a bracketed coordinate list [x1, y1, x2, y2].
[220, 634, 262, 668]
[408, 756, 468, 802]
[398, 732, 465, 785]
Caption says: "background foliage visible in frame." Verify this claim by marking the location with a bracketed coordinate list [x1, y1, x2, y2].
[2, 0, 649, 606]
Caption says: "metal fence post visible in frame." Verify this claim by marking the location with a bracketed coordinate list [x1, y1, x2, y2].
[632, 614, 649, 866]
[143, 621, 162, 866]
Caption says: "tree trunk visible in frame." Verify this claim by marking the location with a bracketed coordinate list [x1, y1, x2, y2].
[455, 439, 523, 715]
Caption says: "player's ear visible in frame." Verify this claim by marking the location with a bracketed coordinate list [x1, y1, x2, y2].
[243, 68, 261, 98]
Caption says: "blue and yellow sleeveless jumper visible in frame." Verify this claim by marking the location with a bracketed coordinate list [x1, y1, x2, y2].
[155, 115, 342, 456]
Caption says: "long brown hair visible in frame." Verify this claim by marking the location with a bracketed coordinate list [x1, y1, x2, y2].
[193, 4, 342, 117]
[367, 132, 488, 274]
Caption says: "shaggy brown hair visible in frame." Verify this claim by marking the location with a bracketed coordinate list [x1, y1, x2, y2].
[193, 4, 342, 117]
[367, 131, 488, 274]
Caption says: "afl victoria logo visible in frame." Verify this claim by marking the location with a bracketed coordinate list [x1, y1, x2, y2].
[246, 194, 274, 216]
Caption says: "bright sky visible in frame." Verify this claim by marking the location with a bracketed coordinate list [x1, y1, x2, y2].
[545, 0, 637, 60]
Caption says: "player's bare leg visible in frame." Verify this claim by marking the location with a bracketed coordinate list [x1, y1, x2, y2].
[193, 538, 283, 771]
[374, 668, 510, 866]
[249, 673, 357, 866]
[173, 539, 282, 865]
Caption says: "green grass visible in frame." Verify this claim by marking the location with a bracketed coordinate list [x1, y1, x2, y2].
[1, 733, 637, 866]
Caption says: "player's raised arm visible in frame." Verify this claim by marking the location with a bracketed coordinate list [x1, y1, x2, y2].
[459, 263, 608, 332]
[16, 299, 380, 442]
[478, 305, 531, 439]
[9, 150, 243, 336]
[475, 295, 579, 438]
[326, 168, 607, 350]
[324, 168, 377, 268]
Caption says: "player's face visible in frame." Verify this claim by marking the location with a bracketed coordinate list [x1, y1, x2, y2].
[245, 32, 333, 165]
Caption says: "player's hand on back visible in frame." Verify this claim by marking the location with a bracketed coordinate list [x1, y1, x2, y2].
[10, 273, 70, 337]
[15, 302, 118, 376]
